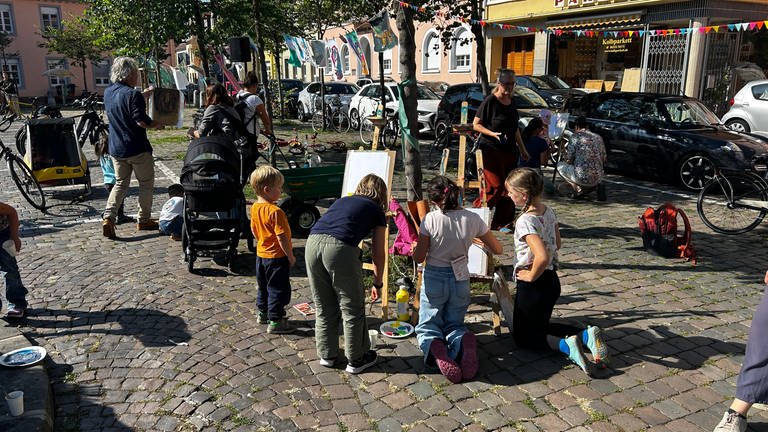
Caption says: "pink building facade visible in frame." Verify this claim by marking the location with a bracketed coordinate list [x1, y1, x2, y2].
[1, 0, 108, 101]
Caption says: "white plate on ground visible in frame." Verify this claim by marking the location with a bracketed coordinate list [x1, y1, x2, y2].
[0, 346, 47, 367]
[379, 321, 414, 339]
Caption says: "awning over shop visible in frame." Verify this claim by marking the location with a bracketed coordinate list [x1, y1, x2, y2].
[547, 10, 643, 30]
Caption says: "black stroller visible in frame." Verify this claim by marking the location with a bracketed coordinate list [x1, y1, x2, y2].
[180, 135, 248, 272]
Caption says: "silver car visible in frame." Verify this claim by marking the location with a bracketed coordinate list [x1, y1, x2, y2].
[721, 79, 768, 132]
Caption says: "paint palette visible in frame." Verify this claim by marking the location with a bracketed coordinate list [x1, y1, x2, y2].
[379, 321, 414, 339]
[0, 346, 47, 367]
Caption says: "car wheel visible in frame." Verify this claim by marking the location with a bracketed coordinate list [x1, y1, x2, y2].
[725, 119, 750, 133]
[678, 153, 716, 190]
[297, 103, 307, 122]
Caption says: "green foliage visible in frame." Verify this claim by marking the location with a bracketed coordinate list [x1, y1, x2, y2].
[39, 15, 104, 90]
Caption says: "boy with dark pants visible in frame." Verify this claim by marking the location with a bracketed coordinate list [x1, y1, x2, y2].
[249, 165, 295, 334]
[0, 202, 28, 319]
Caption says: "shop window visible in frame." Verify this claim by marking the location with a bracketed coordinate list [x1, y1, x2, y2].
[40, 6, 60, 30]
[450, 28, 471, 72]
[46, 59, 67, 86]
[93, 60, 110, 87]
[383, 49, 392, 74]
[422, 30, 440, 73]
[0, 4, 14, 34]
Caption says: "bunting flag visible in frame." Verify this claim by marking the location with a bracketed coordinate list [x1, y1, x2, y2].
[296, 37, 312, 64]
[397, 1, 768, 39]
[309, 40, 328, 67]
[283, 34, 302, 68]
[342, 30, 370, 76]
[369, 10, 398, 52]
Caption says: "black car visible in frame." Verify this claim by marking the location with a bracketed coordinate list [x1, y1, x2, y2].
[567, 92, 768, 190]
[258, 79, 305, 118]
[434, 83, 550, 138]
[515, 75, 585, 109]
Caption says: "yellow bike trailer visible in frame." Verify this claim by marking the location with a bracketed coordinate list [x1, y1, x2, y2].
[21, 117, 91, 194]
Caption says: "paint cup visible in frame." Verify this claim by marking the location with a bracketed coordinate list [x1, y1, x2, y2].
[5, 390, 23, 416]
[368, 329, 379, 348]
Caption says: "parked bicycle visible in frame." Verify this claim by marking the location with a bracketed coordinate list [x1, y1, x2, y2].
[0, 93, 57, 133]
[311, 95, 350, 133]
[697, 155, 768, 234]
[359, 110, 399, 149]
[0, 135, 45, 210]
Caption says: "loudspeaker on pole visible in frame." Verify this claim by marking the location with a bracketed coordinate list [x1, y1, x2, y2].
[229, 37, 251, 63]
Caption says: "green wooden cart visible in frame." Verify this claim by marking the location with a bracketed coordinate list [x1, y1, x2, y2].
[279, 164, 345, 236]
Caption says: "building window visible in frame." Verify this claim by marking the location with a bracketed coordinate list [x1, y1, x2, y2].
[93, 60, 110, 87]
[0, 4, 14, 34]
[422, 30, 441, 73]
[40, 6, 60, 30]
[341, 45, 350, 74]
[46, 59, 67, 86]
[2, 58, 21, 88]
[450, 28, 472, 72]
[383, 49, 392, 74]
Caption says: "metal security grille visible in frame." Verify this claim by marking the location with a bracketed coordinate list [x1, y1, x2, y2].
[644, 34, 688, 95]
[700, 32, 741, 116]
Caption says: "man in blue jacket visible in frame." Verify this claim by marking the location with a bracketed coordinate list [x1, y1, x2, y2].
[101, 57, 163, 239]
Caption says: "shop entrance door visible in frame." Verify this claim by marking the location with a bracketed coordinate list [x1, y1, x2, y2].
[643, 33, 688, 95]
[700, 32, 741, 116]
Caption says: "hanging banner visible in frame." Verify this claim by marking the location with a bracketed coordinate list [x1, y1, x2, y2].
[296, 37, 311, 64]
[310, 40, 328, 67]
[342, 30, 369, 76]
[369, 10, 398, 52]
[283, 34, 302, 68]
[329, 43, 344, 80]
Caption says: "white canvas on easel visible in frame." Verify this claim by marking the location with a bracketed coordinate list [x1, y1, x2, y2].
[465, 207, 491, 276]
[341, 150, 396, 197]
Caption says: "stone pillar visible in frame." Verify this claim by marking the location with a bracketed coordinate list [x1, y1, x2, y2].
[533, 32, 549, 75]
[684, 19, 707, 97]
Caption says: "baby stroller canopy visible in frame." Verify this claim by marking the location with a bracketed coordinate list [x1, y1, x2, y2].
[181, 135, 242, 212]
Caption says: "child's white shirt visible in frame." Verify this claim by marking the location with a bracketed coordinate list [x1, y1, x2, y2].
[419, 208, 488, 267]
[160, 196, 183, 221]
[514, 206, 559, 272]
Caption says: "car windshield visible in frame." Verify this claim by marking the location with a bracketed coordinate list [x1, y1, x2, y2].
[389, 85, 441, 101]
[282, 81, 304, 91]
[541, 76, 570, 89]
[661, 100, 721, 128]
[324, 84, 359, 94]
[527, 76, 554, 90]
[514, 86, 549, 108]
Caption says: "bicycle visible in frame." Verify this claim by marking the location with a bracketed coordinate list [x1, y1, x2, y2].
[696, 155, 768, 234]
[311, 95, 350, 133]
[0, 135, 45, 210]
[0, 93, 57, 133]
[359, 110, 399, 149]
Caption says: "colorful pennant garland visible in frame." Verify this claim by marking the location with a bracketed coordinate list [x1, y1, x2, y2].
[398, 1, 768, 38]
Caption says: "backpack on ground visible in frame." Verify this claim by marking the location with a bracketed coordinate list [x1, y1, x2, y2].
[638, 202, 696, 264]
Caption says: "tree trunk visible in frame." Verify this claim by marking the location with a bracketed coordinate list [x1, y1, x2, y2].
[81, 62, 88, 93]
[396, 3, 422, 202]
[471, 1, 490, 96]
[191, 0, 210, 78]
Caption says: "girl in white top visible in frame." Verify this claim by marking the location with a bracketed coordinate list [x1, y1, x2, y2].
[413, 176, 503, 383]
[506, 167, 609, 376]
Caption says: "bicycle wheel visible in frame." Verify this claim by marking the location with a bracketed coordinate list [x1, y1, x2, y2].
[332, 110, 350, 133]
[427, 130, 450, 169]
[14, 124, 25, 155]
[7, 153, 45, 210]
[359, 117, 374, 145]
[697, 173, 767, 234]
[311, 112, 324, 133]
[382, 119, 400, 150]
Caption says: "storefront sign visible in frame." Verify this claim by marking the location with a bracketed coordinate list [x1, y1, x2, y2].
[556, 0, 624, 7]
[602, 37, 631, 53]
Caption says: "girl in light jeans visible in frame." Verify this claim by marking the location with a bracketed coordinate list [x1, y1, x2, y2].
[413, 176, 503, 383]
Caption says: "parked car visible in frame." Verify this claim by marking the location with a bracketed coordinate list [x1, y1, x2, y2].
[258, 79, 305, 118]
[421, 81, 450, 96]
[348, 82, 441, 135]
[515, 75, 586, 109]
[566, 91, 768, 190]
[721, 79, 768, 133]
[433, 83, 550, 139]
[297, 82, 359, 121]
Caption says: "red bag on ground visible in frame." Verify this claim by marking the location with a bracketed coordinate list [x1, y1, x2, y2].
[638, 202, 696, 264]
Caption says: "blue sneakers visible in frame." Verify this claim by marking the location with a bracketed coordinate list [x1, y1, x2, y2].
[583, 325, 609, 367]
[563, 335, 592, 376]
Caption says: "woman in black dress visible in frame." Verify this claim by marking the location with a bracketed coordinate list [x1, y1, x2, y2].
[472, 69, 530, 231]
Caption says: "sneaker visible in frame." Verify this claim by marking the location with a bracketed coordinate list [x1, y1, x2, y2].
[116, 214, 136, 225]
[257, 311, 268, 324]
[102, 218, 116, 239]
[319, 358, 336, 368]
[429, 339, 463, 383]
[345, 350, 378, 374]
[169, 234, 182, 241]
[564, 335, 592, 376]
[137, 220, 159, 231]
[267, 318, 295, 334]
[460, 332, 479, 381]
[714, 411, 747, 432]
[6, 305, 25, 319]
[584, 325, 609, 366]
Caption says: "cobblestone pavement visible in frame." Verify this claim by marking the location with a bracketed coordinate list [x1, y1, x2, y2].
[2, 109, 768, 432]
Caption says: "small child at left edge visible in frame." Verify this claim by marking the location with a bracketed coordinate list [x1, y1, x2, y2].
[159, 184, 184, 241]
[249, 165, 296, 334]
[0, 202, 29, 319]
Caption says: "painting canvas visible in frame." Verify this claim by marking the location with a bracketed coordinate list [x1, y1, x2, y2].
[465, 207, 491, 276]
[341, 150, 396, 197]
[149, 88, 183, 127]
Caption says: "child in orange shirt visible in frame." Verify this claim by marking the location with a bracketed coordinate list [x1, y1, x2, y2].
[250, 165, 296, 334]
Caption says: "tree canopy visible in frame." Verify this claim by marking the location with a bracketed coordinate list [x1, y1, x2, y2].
[39, 15, 104, 92]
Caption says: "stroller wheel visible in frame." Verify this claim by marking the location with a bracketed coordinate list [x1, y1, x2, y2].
[187, 255, 195, 272]
[228, 251, 237, 272]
